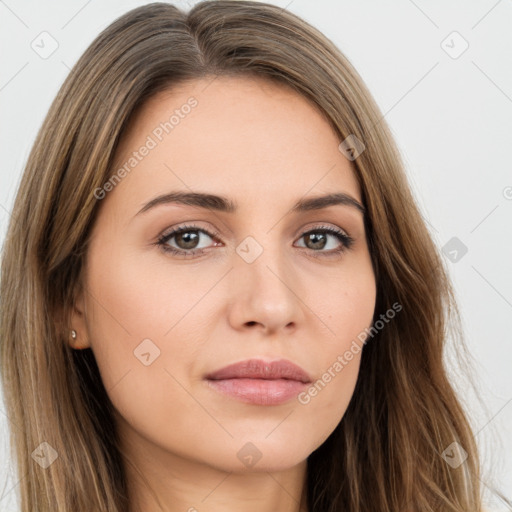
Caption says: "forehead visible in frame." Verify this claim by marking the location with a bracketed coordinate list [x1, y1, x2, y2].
[109, 75, 361, 209]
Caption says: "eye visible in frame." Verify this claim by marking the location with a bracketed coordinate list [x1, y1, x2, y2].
[156, 224, 220, 257]
[155, 223, 354, 258]
[294, 225, 354, 257]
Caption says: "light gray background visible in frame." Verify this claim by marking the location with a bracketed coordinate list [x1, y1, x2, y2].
[0, 0, 511, 510]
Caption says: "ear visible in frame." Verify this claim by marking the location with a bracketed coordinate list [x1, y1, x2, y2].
[68, 281, 91, 350]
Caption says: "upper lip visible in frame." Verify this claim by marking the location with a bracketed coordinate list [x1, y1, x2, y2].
[205, 358, 312, 383]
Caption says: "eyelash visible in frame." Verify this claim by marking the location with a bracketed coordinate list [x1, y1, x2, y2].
[155, 223, 354, 259]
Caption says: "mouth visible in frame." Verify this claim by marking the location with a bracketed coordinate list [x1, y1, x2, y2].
[204, 358, 312, 406]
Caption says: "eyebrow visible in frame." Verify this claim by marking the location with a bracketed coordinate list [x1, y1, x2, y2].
[135, 191, 366, 217]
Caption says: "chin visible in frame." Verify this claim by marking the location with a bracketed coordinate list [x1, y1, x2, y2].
[196, 437, 314, 474]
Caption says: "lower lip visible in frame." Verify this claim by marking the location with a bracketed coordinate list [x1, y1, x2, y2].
[206, 378, 308, 405]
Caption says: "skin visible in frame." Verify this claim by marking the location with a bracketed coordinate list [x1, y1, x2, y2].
[70, 75, 377, 512]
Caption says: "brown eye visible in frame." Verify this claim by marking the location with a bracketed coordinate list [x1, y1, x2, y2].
[295, 226, 354, 255]
[155, 223, 353, 259]
[156, 224, 220, 257]
[173, 230, 202, 250]
[303, 232, 328, 250]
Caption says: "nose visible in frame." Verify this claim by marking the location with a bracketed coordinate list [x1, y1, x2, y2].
[226, 239, 304, 336]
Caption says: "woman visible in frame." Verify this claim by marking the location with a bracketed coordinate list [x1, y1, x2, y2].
[0, 1, 498, 510]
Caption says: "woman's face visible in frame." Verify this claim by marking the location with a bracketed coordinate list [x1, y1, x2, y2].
[72, 75, 376, 474]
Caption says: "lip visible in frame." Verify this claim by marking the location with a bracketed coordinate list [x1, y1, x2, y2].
[205, 358, 312, 406]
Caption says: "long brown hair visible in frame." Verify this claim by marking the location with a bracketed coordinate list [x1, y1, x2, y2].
[0, 1, 490, 510]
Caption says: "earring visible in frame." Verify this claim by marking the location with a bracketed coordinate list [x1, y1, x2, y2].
[71, 330, 77, 339]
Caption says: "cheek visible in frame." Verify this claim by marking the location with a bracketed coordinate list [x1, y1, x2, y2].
[82, 240, 202, 390]
[85, 239, 222, 347]
[309, 251, 377, 346]
[333, 272, 377, 342]
[82, 240, 225, 409]
[296, 260, 375, 431]
[82, 247, 214, 449]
